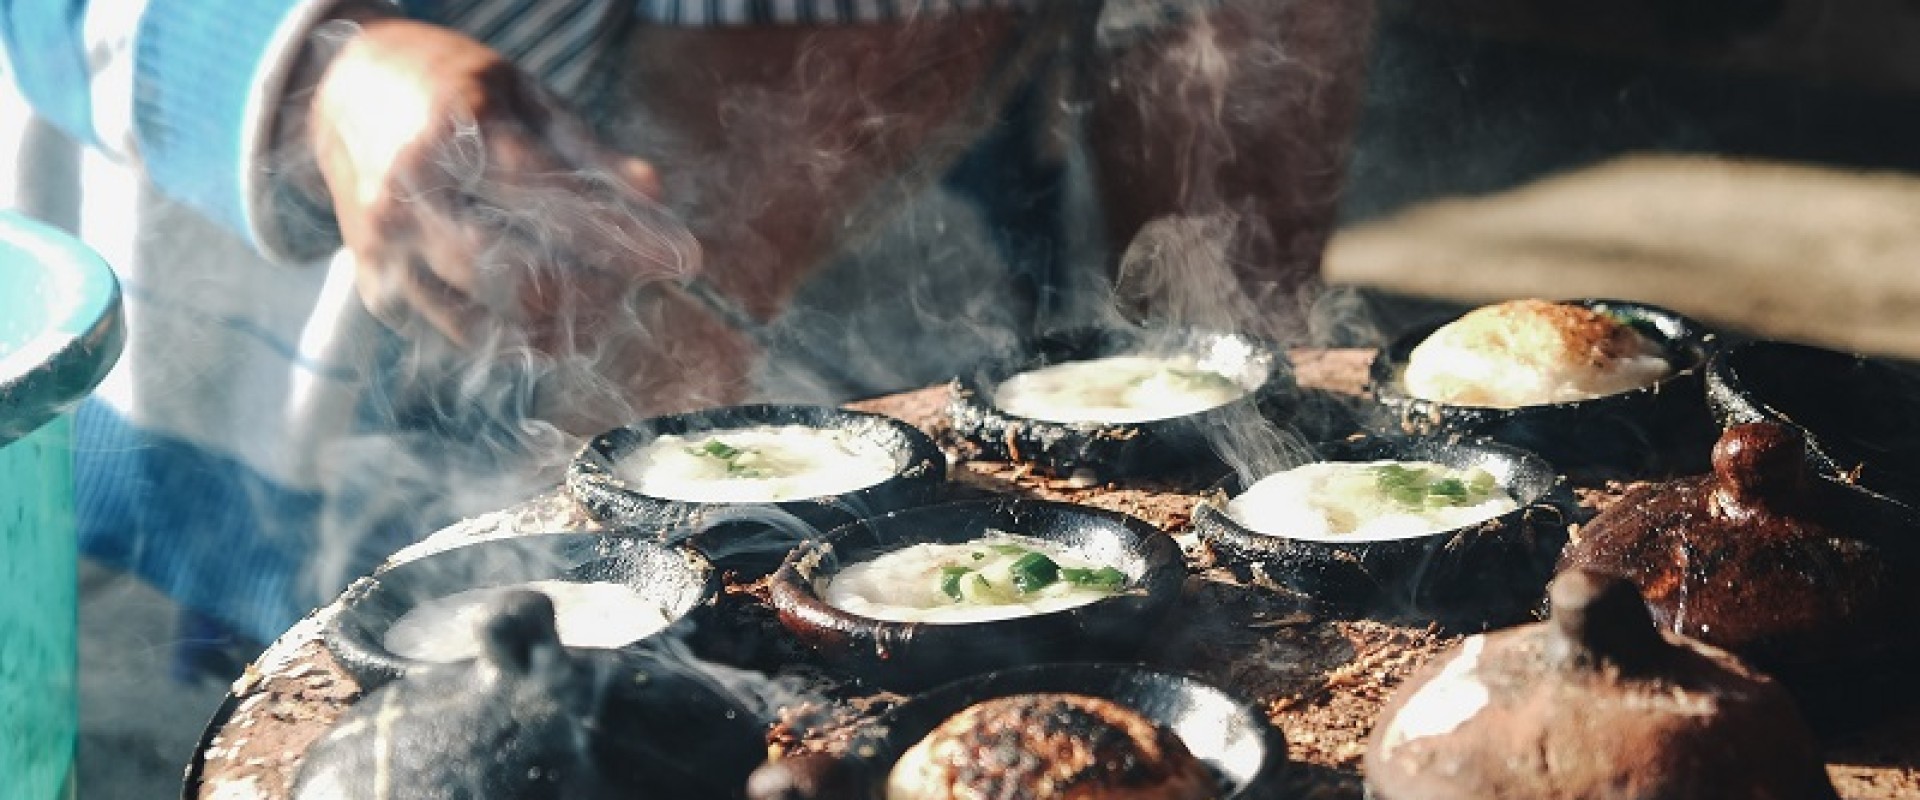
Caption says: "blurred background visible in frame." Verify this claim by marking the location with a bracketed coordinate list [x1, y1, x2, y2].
[1334, 0, 1920, 356]
[71, 0, 1920, 794]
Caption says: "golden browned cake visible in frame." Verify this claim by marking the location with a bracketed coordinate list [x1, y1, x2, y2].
[1402, 299, 1670, 408]
[886, 693, 1216, 800]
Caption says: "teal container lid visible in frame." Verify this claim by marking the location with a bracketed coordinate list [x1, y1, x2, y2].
[0, 211, 125, 447]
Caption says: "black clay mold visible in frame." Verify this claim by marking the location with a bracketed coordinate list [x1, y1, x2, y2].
[569, 404, 946, 574]
[1193, 435, 1574, 628]
[767, 498, 1185, 691]
[324, 532, 715, 688]
[1368, 299, 1718, 478]
[1707, 339, 1920, 511]
[948, 327, 1293, 481]
[747, 663, 1286, 800]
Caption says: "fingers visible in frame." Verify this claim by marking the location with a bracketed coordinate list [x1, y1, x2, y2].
[412, 199, 632, 328]
[394, 114, 700, 285]
[397, 256, 488, 346]
[352, 247, 488, 347]
[329, 51, 706, 350]
[409, 203, 486, 297]
[538, 103, 663, 201]
[455, 134, 702, 284]
[458, 84, 703, 283]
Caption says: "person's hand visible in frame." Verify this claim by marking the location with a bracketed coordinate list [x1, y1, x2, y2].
[301, 15, 701, 351]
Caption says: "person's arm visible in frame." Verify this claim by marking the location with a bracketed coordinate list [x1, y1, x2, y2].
[7, 0, 697, 350]
[265, 0, 639, 264]
[1088, 0, 1377, 339]
[277, 3, 745, 425]
[1, 0, 392, 259]
[1, 0, 145, 157]
[272, 7, 697, 351]
[1, 0, 636, 257]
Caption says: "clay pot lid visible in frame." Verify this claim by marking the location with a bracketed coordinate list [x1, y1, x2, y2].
[1365, 570, 1837, 800]
[297, 591, 765, 799]
[1558, 422, 1918, 675]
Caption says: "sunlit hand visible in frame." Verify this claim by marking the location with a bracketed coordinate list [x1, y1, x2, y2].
[304, 16, 701, 351]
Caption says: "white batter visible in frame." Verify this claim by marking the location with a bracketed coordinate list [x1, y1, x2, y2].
[821, 533, 1129, 624]
[994, 354, 1247, 424]
[1402, 299, 1671, 408]
[616, 424, 898, 503]
[382, 580, 672, 663]
[1227, 460, 1519, 542]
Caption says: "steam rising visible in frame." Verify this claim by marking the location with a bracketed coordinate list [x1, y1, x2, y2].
[644, 632, 832, 727]
[199, 7, 1393, 770]
[666, 504, 828, 567]
[1114, 214, 1259, 333]
[287, 0, 1378, 595]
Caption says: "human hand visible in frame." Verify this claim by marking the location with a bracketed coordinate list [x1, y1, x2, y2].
[302, 16, 701, 350]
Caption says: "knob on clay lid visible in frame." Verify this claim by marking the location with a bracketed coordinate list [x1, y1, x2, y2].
[1558, 422, 1917, 682]
[294, 590, 764, 799]
[295, 591, 625, 799]
[1365, 570, 1836, 800]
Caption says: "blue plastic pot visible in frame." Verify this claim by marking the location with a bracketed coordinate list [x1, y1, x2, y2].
[0, 211, 123, 798]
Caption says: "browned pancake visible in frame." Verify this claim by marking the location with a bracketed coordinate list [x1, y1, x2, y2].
[887, 693, 1215, 800]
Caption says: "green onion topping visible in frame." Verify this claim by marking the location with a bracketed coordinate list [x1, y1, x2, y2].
[1370, 464, 1500, 510]
[1009, 552, 1060, 594]
[1060, 566, 1128, 590]
[685, 438, 771, 478]
[939, 566, 972, 600]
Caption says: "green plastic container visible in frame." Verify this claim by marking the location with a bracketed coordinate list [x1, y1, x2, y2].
[0, 211, 123, 799]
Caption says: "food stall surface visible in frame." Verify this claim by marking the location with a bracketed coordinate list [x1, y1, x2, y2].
[72, 8, 1920, 794]
[186, 362, 1920, 799]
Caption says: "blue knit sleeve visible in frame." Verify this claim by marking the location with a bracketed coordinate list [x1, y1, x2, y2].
[0, 0, 100, 148]
[132, 0, 631, 261]
[135, 0, 349, 257]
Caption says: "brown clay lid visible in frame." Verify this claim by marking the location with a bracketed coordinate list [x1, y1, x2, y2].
[1365, 570, 1836, 800]
[1558, 422, 1915, 675]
